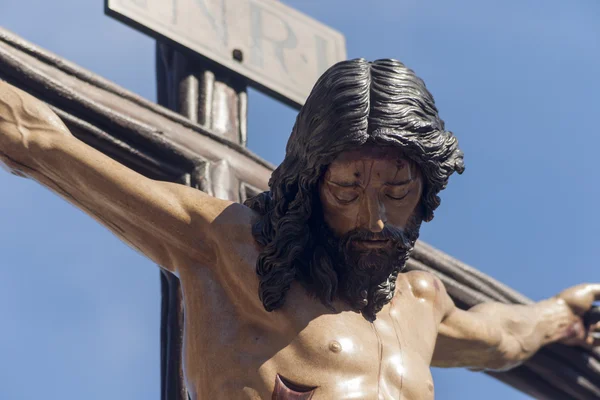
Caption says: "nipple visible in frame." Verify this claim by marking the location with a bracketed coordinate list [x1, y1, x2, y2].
[329, 341, 342, 353]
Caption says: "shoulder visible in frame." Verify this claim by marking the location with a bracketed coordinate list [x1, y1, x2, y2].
[403, 270, 445, 300]
[211, 200, 260, 231]
[176, 185, 259, 239]
[209, 201, 262, 251]
[173, 185, 262, 264]
[401, 270, 454, 318]
[177, 199, 262, 285]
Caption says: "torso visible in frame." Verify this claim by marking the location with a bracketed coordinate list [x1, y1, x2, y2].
[177, 223, 446, 400]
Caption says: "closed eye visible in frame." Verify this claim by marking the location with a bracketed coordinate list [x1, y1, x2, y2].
[327, 181, 360, 203]
[334, 193, 359, 204]
[385, 191, 410, 201]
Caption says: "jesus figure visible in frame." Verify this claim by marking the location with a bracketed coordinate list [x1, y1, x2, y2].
[0, 58, 598, 399]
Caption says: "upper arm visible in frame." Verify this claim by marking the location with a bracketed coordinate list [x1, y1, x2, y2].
[433, 305, 506, 369]
[30, 132, 239, 272]
[431, 282, 507, 370]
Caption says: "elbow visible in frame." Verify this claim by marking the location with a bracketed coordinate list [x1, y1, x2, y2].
[468, 303, 538, 372]
[484, 334, 528, 371]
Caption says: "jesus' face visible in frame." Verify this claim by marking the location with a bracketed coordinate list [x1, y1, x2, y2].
[317, 145, 424, 317]
[319, 145, 423, 246]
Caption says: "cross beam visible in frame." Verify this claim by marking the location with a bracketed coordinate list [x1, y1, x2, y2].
[1, 27, 598, 400]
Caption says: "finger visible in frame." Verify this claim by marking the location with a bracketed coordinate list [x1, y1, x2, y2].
[584, 332, 600, 349]
[557, 285, 600, 315]
[591, 321, 600, 336]
[592, 284, 600, 300]
[581, 322, 600, 348]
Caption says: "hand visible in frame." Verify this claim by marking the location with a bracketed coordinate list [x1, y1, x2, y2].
[555, 283, 600, 348]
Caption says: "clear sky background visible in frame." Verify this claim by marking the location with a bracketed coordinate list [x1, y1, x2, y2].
[0, 0, 599, 399]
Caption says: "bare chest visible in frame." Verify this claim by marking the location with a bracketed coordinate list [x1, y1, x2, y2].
[268, 281, 439, 399]
[181, 269, 441, 400]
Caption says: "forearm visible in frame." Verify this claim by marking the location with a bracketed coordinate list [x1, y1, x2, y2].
[434, 280, 600, 371]
[0, 94, 94, 220]
[469, 298, 575, 370]
[0, 105, 146, 230]
[433, 296, 577, 371]
[1, 123, 178, 263]
[0, 82, 221, 268]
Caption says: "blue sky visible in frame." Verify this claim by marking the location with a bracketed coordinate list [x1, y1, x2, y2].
[1, 0, 599, 399]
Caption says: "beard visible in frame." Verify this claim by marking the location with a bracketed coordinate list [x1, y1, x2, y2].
[315, 212, 423, 321]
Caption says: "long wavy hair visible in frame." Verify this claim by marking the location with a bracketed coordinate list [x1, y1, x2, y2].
[245, 58, 465, 313]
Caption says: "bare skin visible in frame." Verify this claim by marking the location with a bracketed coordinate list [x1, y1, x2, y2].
[1, 81, 599, 399]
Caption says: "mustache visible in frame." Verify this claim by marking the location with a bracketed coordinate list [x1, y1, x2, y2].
[340, 226, 411, 250]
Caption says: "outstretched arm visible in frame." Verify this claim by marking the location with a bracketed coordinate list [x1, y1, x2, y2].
[432, 280, 600, 371]
[0, 80, 243, 272]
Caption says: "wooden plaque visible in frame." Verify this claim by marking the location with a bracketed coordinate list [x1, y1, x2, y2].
[105, 0, 347, 108]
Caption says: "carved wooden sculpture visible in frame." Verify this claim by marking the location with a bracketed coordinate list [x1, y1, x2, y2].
[0, 28, 599, 399]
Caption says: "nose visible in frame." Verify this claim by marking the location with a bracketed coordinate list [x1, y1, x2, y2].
[359, 193, 386, 232]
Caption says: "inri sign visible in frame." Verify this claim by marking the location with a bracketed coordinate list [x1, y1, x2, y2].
[106, 0, 347, 108]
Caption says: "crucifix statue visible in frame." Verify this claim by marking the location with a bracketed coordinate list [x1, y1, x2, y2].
[0, 54, 599, 399]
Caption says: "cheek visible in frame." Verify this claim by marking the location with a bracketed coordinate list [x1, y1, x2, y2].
[382, 191, 423, 228]
[384, 213, 412, 231]
[384, 203, 416, 227]
[324, 208, 359, 235]
[320, 194, 360, 235]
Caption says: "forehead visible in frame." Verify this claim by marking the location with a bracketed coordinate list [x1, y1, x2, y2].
[325, 146, 414, 179]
